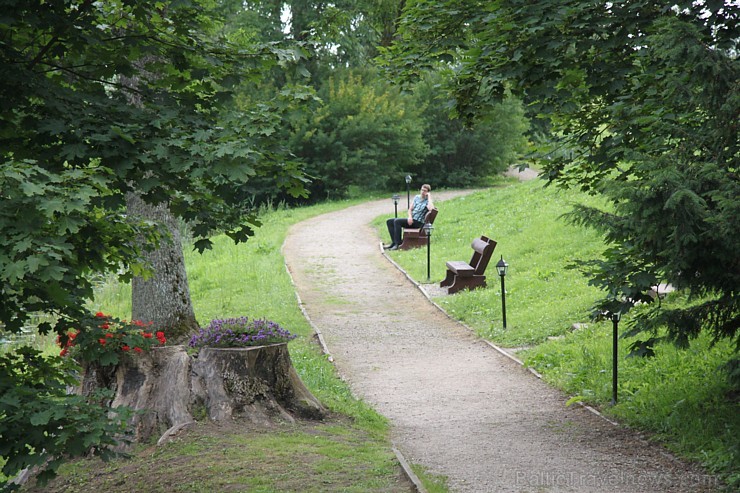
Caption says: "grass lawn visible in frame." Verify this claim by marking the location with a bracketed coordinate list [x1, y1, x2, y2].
[8, 180, 738, 491]
[377, 178, 739, 489]
[15, 197, 417, 493]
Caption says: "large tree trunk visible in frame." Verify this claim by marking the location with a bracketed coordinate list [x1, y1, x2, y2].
[126, 193, 198, 343]
[80, 344, 325, 445]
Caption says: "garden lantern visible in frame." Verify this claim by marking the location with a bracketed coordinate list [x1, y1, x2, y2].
[423, 222, 433, 281]
[405, 175, 412, 209]
[611, 311, 621, 405]
[496, 256, 508, 329]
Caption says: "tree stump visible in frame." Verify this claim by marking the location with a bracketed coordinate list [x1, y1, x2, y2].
[79, 344, 326, 445]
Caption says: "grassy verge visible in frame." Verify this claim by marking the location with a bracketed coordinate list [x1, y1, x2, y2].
[377, 178, 739, 489]
[18, 197, 412, 493]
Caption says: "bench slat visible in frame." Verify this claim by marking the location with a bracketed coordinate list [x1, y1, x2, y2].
[446, 261, 475, 276]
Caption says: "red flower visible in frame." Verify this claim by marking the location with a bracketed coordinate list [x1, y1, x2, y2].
[69, 331, 78, 340]
[121, 345, 130, 352]
[104, 332, 114, 338]
[60, 348, 68, 357]
[142, 332, 153, 339]
[133, 320, 145, 327]
[98, 338, 106, 345]
[101, 323, 110, 330]
[95, 312, 106, 318]
[156, 331, 166, 344]
[133, 347, 142, 353]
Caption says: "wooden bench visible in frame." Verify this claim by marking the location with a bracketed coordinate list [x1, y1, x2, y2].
[399, 208, 438, 250]
[439, 236, 497, 294]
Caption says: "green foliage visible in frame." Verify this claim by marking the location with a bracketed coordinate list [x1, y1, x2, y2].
[1, 0, 311, 485]
[0, 348, 133, 491]
[0, 162, 154, 334]
[292, 69, 428, 199]
[410, 71, 530, 187]
[526, 328, 739, 488]
[58, 312, 167, 367]
[1, 0, 309, 335]
[386, 0, 740, 348]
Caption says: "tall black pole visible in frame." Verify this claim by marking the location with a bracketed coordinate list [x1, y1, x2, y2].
[426, 233, 431, 281]
[612, 313, 619, 405]
[394, 203, 398, 218]
[406, 182, 410, 209]
[500, 275, 507, 329]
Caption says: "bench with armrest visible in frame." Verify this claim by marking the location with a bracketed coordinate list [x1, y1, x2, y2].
[439, 236, 497, 294]
[399, 208, 438, 250]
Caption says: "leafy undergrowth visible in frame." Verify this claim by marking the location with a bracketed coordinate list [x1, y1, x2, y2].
[21, 418, 412, 493]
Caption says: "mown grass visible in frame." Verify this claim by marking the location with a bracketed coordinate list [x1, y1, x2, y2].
[17, 196, 413, 493]
[379, 178, 739, 489]
[30, 421, 406, 493]
[373, 178, 607, 347]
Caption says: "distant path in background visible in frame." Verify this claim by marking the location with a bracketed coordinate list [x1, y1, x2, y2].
[282, 186, 718, 492]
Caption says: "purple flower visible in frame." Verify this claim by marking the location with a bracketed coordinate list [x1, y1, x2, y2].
[188, 316, 297, 350]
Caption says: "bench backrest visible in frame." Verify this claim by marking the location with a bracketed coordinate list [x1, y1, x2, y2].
[468, 235, 497, 275]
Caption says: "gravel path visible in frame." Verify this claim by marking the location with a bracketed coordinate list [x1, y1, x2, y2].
[282, 190, 719, 493]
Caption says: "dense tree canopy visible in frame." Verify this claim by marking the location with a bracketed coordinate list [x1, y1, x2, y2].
[1, 0, 309, 484]
[1, 0, 307, 337]
[386, 1, 739, 349]
[411, 71, 529, 186]
[292, 69, 428, 199]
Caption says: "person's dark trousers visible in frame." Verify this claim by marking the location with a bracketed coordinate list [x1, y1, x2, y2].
[386, 218, 423, 246]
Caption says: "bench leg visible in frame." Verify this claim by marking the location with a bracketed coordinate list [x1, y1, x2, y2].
[399, 236, 425, 250]
[440, 270, 455, 288]
[445, 275, 487, 294]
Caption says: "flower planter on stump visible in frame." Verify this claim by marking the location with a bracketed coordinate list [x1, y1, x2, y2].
[78, 343, 325, 446]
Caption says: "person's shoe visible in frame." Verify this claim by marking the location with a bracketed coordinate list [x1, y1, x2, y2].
[387, 245, 399, 251]
[383, 243, 394, 249]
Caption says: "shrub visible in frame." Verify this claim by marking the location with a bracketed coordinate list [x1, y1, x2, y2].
[58, 312, 166, 367]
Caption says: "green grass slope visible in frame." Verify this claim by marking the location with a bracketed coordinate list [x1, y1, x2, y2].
[378, 179, 738, 489]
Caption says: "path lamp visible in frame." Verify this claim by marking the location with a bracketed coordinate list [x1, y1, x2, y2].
[495, 256, 509, 329]
[610, 311, 621, 406]
[405, 175, 412, 209]
[423, 222, 434, 282]
[391, 194, 400, 218]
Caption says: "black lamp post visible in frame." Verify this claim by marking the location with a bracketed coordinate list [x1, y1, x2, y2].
[391, 194, 400, 218]
[405, 175, 412, 209]
[495, 256, 508, 329]
[423, 222, 433, 281]
[611, 311, 621, 405]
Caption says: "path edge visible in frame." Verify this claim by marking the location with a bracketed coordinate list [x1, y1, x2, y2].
[282, 257, 428, 492]
[379, 242, 620, 428]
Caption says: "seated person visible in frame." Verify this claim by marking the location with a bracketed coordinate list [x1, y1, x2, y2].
[385, 184, 434, 251]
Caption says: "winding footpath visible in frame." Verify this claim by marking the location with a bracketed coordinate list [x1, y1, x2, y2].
[282, 191, 718, 493]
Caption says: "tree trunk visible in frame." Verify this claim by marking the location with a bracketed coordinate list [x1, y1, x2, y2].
[79, 344, 326, 445]
[126, 193, 198, 343]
